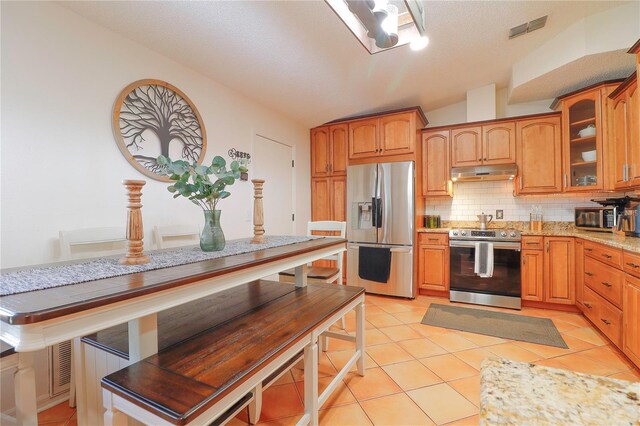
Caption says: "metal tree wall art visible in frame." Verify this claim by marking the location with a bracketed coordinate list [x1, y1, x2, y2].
[113, 79, 207, 181]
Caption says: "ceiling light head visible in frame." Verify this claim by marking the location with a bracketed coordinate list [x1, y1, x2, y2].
[377, 3, 399, 48]
[410, 35, 429, 51]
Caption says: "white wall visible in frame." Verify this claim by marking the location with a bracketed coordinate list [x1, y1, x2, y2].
[425, 92, 553, 128]
[466, 83, 496, 122]
[425, 181, 617, 222]
[0, 2, 311, 268]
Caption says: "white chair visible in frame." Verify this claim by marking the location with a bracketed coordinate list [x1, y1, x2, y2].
[59, 226, 127, 408]
[59, 226, 126, 260]
[278, 221, 346, 285]
[153, 224, 200, 249]
[279, 221, 347, 336]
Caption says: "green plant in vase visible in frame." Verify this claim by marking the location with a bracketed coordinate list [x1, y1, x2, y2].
[157, 155, 248, 251]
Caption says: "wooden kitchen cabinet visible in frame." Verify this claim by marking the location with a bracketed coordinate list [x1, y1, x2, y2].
[521, 249, 544, 302]
[348, 118, 379, 160]
[422, 130, 452, 197]
[379, 112, 416, 156]
[310, 178, 331, 221]
[623, 272, 640, 368]
[418, 243, 450, 292]
[311, 124, 347, 177]
[544, 237, 575, 304]
[450, 126, 482, 167]
[610, 74, 640, 191]
[575, 239, 585, 310]
[418, 233, 449, 292]
[347, 109, 426, 162]
[515, 115, 563, 195]
[482, 122, 516, 165]
[450, 122, 515, 168]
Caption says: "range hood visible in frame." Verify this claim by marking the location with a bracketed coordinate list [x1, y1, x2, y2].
[451, 164, 518, 182]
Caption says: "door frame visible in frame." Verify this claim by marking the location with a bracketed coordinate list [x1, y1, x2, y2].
[253, 133, 296, 235]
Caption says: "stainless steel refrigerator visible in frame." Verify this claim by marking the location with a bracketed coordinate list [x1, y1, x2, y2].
[347, 161, 414, 298]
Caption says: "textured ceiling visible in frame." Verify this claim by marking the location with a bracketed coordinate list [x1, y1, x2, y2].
[60, 1, 631, 127]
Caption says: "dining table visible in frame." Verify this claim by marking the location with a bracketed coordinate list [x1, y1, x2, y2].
[0, 236, 348, 426]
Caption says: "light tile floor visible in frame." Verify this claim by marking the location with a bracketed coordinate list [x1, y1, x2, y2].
[38, 294, 640, 426]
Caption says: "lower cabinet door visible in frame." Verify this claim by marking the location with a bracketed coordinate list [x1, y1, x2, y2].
[419, 245, 450, 291]
[623, 274, 640, 367]
[575, 239, 585, 310]
[521, 250, 544, 301]
[544, 237, 576, 304]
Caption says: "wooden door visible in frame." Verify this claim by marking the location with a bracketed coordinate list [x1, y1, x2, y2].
[348, 118, 379, 160]
[612, 96, 629, 190]
[516, 116, 563, 194]
[521, 250, 544, 302]
[623, 273, 640, 368]
[418, 245, 449, 291]
[544, 237, 575, 305]
[451, 127, 482, 167]
[482, 122, 516, 165]
[422, 130, 451, 197]
[310, 127, 330, 177]
[379, 112, 415, 156]
[575, 239, 585, 310]
[626, 82, 640, 188]
[310, 178, 331, 221]
[330, 176, 346, 222]
[329, 124, 348, 176]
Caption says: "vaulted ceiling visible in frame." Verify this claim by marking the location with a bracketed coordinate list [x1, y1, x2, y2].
[61, 1, 635, 127]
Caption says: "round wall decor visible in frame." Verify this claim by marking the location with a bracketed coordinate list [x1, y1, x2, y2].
[112, 79, 207, 181]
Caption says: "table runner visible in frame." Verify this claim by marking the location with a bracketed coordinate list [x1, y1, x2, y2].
[0, 236, 319, 296]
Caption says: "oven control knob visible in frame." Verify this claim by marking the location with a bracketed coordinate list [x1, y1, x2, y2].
[452, 231, 458, 236]
[461, 231, 467, 236]
[510, 232, 517, 238]
[500, 231, 507, 237]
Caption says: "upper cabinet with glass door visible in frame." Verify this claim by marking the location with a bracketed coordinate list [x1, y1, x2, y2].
[552, 81, 621, 192]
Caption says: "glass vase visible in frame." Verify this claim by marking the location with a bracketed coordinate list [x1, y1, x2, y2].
[200, 209, 225, 251]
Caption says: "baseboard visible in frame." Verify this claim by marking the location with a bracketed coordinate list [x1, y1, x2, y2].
[521, 300, 580, 313]
[2, 392, 69, 417]
[419, 289, 449, 298]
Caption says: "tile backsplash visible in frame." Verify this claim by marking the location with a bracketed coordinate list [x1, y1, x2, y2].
[424, 181, 621, 222]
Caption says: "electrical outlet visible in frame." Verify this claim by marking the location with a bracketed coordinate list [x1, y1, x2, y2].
[496, 210, 504, 220]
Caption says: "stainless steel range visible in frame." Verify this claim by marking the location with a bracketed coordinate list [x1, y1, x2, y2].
[449, 229, 522, 310]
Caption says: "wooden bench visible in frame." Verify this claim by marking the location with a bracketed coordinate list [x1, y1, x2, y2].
[92, 281, 364, 426]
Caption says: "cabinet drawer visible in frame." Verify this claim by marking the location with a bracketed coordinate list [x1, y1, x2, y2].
[583, 241, 623, 269]
[584, 256, 624, 308]
[522, 236, 544, 250]
[419, 233, 448, 245]
[583, 285, 623, 347]
[623, 251, 640, 278]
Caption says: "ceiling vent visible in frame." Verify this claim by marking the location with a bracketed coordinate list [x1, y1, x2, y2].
[509, 15, 548, 39]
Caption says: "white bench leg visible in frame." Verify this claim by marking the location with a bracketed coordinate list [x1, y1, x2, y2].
[304, 341, 319, 426]
[248, 382, 262, 425]
[14, 352, 37, 426]
[103, 392, 128, 426]
[73, 337, 88, 425]
[356, 301, 365, 376]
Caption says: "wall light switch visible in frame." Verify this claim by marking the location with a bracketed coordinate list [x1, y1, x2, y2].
[496, 210, 504, 220]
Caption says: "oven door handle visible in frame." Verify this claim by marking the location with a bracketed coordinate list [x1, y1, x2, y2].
[449, 241, 521, 250]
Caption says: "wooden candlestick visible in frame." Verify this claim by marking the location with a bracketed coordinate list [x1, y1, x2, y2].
[251, 179, 266, 244]
[119, 179, 150, 265]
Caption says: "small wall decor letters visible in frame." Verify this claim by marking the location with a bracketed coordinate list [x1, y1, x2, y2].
[113, 79, 207, 182]
[228, 148, 251, 180]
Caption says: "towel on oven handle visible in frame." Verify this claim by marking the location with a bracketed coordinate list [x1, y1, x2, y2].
[474, 242, 494, 278]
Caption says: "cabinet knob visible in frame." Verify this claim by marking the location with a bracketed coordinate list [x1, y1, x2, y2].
[600, 318, 611, 326]
[601, 282, 612, 288]
[585, 272, 594, 277]
[626, 262, 640, 268]
[601, 254, 612, 259]
[584, 303, 592, 309]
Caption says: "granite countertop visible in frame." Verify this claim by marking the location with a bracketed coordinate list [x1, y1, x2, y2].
[480, 357, 640, 426]
[417, 221, 640, 253]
